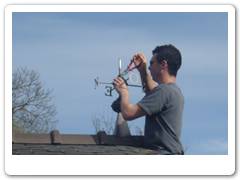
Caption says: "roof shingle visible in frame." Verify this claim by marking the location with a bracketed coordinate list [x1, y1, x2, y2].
[12, 130, 159, 155]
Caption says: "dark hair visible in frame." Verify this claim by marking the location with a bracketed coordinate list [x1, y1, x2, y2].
[152, 44, 182, 76]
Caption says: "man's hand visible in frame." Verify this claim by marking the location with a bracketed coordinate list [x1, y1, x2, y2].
[132, 52, 158, 92]
[113, 77, 128, 96]
[132, 52, 148, 73]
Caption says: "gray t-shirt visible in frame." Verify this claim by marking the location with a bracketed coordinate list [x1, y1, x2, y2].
[138, 83, 184, 155]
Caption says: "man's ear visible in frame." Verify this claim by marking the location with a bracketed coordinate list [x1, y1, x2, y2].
[160, 60, 168, 69]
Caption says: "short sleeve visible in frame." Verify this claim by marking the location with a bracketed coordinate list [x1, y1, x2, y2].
[138, 86, 168, 116]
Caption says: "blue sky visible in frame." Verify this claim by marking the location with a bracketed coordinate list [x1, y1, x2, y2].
[12, 12, 228, 155]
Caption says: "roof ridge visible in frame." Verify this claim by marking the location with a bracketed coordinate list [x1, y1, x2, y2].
[13, 130, 144, 147]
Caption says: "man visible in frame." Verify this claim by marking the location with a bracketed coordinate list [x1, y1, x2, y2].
[113, 44, 184, 155]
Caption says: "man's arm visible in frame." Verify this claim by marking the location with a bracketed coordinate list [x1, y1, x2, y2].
[139, 68, 158, 93]
[133, 53, 158, 93]
[120, 91, 146, 120]
[113, 77, 146, 120]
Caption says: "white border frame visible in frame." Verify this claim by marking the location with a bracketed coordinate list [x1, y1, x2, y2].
[5, 5, 235, 175]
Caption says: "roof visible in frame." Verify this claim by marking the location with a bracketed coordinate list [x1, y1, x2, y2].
[12, 144, 159, 155]
[12, 130, 159, 155]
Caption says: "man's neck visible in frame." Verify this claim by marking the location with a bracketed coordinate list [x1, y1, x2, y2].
[158, 74, 176, 84]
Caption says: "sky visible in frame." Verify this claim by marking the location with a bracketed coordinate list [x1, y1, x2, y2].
[12, 12, 228, 155]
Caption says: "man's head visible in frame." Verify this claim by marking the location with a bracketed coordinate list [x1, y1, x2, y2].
[149, 44, 182, 81]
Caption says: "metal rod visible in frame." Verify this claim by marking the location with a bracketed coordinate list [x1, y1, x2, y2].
[97, 79, 142, 88]
[99, 81, 141, 88]
[127, 84, 142, 87]
[119, 58, 122, 76]
[98, 82, 113, 85]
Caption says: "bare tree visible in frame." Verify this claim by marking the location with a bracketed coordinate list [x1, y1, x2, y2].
[12, 67, 57, 133]
[91, 112, 144, 136]
[91, 113, 115, 135]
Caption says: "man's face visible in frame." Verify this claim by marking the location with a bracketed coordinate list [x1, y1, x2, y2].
[149, 54, 161, 81]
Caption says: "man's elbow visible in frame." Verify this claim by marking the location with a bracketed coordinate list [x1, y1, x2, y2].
[121, 104, 145, 120]
[121, 111, 135, 121]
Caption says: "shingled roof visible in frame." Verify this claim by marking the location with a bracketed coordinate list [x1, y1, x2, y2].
[12, 130, 159, 155]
